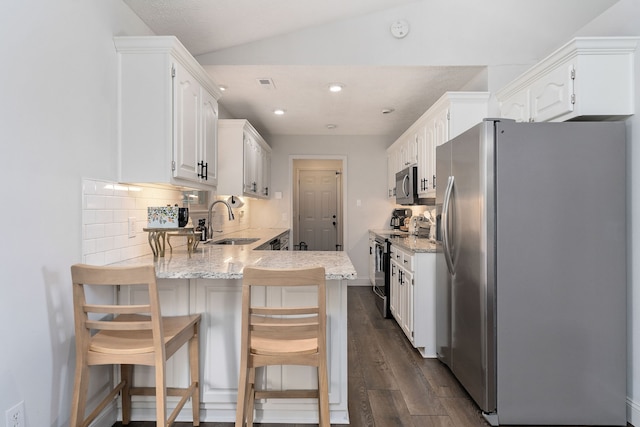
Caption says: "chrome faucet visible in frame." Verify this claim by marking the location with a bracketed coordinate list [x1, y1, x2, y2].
[207, 199, 235, 239]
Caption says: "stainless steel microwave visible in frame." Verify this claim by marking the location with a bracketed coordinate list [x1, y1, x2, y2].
[395, 166, 418, 205]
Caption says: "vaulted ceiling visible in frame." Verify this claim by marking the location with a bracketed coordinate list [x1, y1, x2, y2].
[123, 0, 618, 140]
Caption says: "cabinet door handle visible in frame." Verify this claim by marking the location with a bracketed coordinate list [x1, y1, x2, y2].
[197, 161, 208, 180]
[433, 174, 436, 189]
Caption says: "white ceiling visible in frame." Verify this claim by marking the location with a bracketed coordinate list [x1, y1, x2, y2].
[201, 64, 484, 138]
[123, 0, 421, 54]
[123, 0, 617, 140]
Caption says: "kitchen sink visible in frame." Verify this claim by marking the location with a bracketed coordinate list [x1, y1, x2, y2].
[205, 238, 260, 245]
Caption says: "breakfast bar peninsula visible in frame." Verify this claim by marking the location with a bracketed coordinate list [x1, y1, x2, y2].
[111, 228, 356, 424]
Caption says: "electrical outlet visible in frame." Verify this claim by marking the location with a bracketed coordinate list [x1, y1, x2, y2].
[5, 401, 24, 427]
[128, 217, 136, 238]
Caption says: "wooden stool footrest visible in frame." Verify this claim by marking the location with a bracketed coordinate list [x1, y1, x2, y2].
[168, 382, 198, 426]
[254, 389, 319, 399]
[81, 380, 127, 427]
[129, 382, 198, 397]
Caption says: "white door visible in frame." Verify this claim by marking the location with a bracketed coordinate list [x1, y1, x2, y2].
[298, 169, 338, 251]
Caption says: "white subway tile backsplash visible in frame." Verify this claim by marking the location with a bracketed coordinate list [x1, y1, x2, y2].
[84, 252, 105, 265]
[122, 198, 136, 210]
[104, 223, 120, 237]
[85, 224, 104, 239]
[81, 179, 252, 265]
[104, 249, 122, 265]
[96, 237, 114, 253]
[82, 180, 97, 195]
[106, 196, 122, 210]
[114, 235, 129, 249]
[82, 178, 184, 265]
[85, 195, 106, 210]
[83, 239, 96, 255]
[113, 210, 128, 223]
[95, 210, 113, 224]
[83, 210, 96, 225]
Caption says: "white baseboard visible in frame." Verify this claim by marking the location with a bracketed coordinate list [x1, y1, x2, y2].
[88, 400, 117, 427]
[125, 407, 350, 424]
[347, 278, 370, 286]
[628, 397, 640, 426]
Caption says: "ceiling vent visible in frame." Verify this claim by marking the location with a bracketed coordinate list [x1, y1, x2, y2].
[257, 78, 276, 89]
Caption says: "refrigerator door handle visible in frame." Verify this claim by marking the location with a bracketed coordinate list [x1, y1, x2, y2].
[442, 175, 455, 275]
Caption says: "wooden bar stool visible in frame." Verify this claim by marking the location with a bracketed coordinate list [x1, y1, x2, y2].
[69, 264, 201, 427]
[235, 266, 330, 427]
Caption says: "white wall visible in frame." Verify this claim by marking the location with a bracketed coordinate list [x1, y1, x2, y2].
[0, 1, 153, 425]
[251, 135, 394, 284]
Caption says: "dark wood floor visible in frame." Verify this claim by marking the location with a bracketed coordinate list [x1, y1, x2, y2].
[114, 286, 630, 427]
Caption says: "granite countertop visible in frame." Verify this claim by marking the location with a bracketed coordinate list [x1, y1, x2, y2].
[370, 229, 437, 254]
[111, 228, 357, 280]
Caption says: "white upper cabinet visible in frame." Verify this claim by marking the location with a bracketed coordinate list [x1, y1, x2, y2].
[114, 36, 222, 189]
[388, 92, 489, 200]
[217, 119, 272, 199]
[387, 150, 398, 199]
[497, 37, 638, 122]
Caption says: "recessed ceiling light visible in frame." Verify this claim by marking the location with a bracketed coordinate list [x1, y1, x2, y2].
[219, 85, 228, 92]
[326, 124, 337, 129]
[382, 108, 396, 114]
[328, 83, 344, 93]
[273, 109, 286, 115]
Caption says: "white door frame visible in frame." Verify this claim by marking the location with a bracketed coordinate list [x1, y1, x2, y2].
[289, 155, 348, 251]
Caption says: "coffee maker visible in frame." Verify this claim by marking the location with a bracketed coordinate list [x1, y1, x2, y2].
[390, 208, 412, 230]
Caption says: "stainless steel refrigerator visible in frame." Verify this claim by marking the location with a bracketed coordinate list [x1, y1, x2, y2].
[435, 119, 627, 426]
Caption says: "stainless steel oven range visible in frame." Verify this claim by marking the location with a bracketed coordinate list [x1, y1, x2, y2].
[372, 235, 391, 318]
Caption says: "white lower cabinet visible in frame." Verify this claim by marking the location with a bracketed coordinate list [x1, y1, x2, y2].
[193, 278, 349, 423]
[389, 245, 436, 358]
[117, 278, 349, 423]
